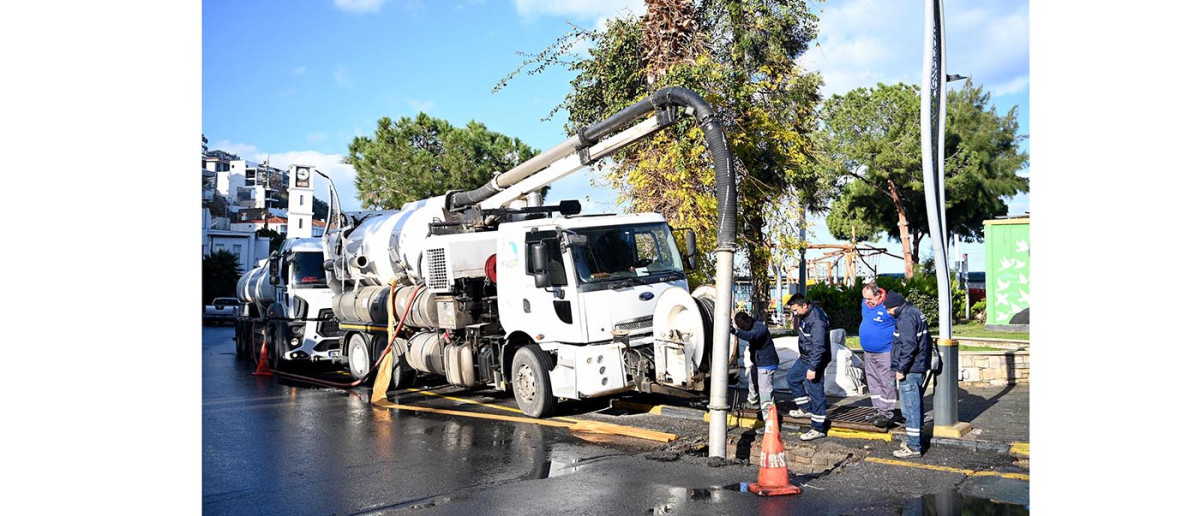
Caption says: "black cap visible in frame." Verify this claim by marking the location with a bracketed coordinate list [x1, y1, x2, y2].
[883, 292, 906, 309]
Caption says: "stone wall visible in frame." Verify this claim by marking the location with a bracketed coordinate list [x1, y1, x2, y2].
[851, 349, 1030, 387]
[958, 351, 1029, 386]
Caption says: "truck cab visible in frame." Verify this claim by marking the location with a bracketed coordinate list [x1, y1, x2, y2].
[267, 239, 342, 364]
[494, 213, 690, 403]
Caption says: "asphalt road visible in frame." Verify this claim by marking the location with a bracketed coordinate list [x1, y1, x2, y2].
[202, 325, 1029, 515]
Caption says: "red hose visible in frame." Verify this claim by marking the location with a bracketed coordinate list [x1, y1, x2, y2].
[261, 284, 425, 389]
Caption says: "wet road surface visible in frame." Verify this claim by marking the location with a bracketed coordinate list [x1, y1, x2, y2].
[202, 325, 1028, 514]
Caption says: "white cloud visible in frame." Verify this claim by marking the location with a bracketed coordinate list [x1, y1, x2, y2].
[812, 0, 1028, 97]
[307, 132, 327, 143]
[292, 65, 308, 76]
[992, 75, 1029, 96]
[210, 140, 363, 211]
[407, 98, 436, 113]
[334, 0, 387, 14]
[513, 0, 644, 23]
[333, 66, 351, 88]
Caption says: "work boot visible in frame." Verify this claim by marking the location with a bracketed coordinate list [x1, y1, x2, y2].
[788, 408, 812, 419]
[892, 442, 922, 458]
[872, 414, 893, 428]
[798, 429, 826, 441]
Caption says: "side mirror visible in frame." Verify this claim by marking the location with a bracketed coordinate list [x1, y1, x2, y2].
[684, 229, 698, 270]
[268, 254, 280, 285]
[530, 242, 550, 288]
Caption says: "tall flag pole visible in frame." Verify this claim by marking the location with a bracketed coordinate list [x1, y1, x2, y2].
[921, 0, 971, 438]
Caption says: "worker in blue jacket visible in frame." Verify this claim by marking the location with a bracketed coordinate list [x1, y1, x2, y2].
[885, 292, 932, 458]
[785, 294, 830, 441]
[732, 312, 778, 424]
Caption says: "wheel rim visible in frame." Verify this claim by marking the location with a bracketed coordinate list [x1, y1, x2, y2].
[349, 339, 369, 376]
[514, 363, 536, 404]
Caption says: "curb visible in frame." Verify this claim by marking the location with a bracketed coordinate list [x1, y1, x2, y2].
[612, 400, 1021, 456]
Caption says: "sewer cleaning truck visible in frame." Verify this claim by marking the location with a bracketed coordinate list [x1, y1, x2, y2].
[234, 238, 344, 369]
[322, 87, 740, 417]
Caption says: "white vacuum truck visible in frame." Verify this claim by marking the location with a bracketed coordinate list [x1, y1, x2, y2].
[234, 238, 343, 369]
[323, 87, 741, 417]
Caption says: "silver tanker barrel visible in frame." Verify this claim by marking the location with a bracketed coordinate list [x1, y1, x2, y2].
[235, 260, 276, 313]
[324, 194, 450, 325]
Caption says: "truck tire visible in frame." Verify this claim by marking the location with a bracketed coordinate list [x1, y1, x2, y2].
[269, 322, 286, 371]
[235, 322, 248, 358]
[346, 332, 373, 381]
[511, 346, 557, 418]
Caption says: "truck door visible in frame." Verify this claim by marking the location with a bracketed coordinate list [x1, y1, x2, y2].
[496, 229, 588, 345]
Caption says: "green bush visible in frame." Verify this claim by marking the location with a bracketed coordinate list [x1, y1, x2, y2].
[802, 270, 966, 334]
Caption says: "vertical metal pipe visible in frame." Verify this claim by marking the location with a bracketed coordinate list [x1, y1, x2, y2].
[708, 250, 735, 458]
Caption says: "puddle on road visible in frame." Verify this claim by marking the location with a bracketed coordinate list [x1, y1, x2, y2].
[902, 489, 1029, 515]
[530, 459, 581, 479]
[647, 485, 1026, 514]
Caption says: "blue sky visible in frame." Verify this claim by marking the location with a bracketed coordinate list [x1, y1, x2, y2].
[203, 0, 1029, 275]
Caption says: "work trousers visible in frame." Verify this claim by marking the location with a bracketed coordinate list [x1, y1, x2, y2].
[787, 362, 827, 432]
[746, 365, 776, 420]
[897, 372, 927, 451]
[863, 350, 897, 417]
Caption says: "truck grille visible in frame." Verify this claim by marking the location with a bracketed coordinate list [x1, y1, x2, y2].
[316, 308, 341, 338]
[427, 248, 449, 291]
[613, 316, 653, 334]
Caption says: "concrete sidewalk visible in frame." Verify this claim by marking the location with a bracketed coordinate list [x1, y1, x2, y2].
[616, 382, 1030, 455]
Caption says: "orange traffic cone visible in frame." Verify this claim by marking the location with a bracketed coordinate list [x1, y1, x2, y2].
[251, 337, 273, 376]
[747, 404, 802, 496]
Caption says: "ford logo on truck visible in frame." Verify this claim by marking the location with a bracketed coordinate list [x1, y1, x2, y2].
[639, 292, 655, 301]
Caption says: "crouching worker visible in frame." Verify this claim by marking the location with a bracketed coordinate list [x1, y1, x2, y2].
[786, 295, 831, 441]
[885, 293, 933, 459]
[732, 312, 778, 425]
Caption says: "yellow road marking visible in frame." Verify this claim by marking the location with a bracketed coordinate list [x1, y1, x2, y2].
[1009, 442, 1029, 457]
[829, 428, 893, 441]
[866, 457, 1029, 481]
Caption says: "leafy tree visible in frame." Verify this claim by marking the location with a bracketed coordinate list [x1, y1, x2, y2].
[256, 228, 285, 253]
[498, 0, 830, 319]
[346, 113, 540, 209]
[312, 197, 329, 222]
[202, 249, 243, 305]
[820, 80, 1028, 277]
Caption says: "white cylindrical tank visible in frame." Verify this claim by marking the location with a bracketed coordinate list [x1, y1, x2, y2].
[332, 195, 449, 288]
[236, 262, 275, 309]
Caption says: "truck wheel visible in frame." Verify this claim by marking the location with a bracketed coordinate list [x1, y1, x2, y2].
[512, 346, 557, 418]
[346, 333, 373, 381]
[235, 323, 248, 358]
[269, 323, 286, 371]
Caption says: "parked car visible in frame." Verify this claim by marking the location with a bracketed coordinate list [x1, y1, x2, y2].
[204, 297, 240, 325]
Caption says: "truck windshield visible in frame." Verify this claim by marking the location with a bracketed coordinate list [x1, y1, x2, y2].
[570, 222, 684, 285]
[291, 252, 327, 287]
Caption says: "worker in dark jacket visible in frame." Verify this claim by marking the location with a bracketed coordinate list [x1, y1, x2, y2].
[785, 294, 830, 441]
[885, 293, 932, 458]
[732, 312, 778, 423]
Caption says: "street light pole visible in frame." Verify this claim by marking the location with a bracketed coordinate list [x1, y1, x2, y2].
[921, 0, 971, 439]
